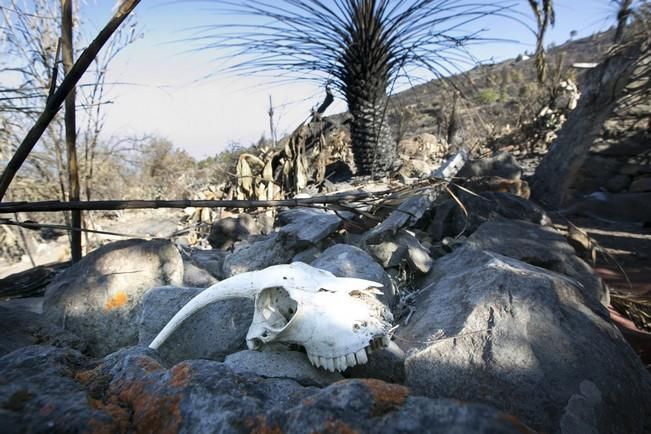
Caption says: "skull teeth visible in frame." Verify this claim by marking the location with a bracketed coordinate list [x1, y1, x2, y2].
[354, 348, 368, 365]
[306, 335, 391, 372]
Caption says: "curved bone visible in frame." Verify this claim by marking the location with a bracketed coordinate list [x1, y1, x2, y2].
[149, 262, 382, 351]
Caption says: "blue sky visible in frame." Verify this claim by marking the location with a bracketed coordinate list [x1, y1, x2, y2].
[8, 1, 628, 158]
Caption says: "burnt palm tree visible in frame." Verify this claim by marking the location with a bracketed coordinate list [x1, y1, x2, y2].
[194, 0, 514, 176]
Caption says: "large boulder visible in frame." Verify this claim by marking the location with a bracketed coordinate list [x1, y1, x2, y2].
[466, 219, 608, 308]
[311, 244, 396, 306]
[138, 286, 253, 365]
[0, 345, 532, 433]
[0, 346, 113, 433]
[43, 239, 184, 356]
[398, 246, 651, 433]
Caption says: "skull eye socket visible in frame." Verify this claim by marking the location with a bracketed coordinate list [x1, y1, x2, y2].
[257, 287, 298, 330]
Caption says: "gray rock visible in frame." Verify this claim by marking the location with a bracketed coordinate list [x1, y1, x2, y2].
[0, 306, 85, 356]
[222, 231, 298, 278]
[292, 246, 322, 263]
[605, 174, 632, 192]
[630, 176, 651, 192]
[43, 239, 184, 357]
[559, 381, 603, 434]
[466, 219, 608, 308]
[365, 239, 407, 268]
[0, 346, 114, 433]
[182, 258, 218, 288]
[410, 159, 433, 178]
[620, 164, 651, 176]
[138, 286, 253, 364]
[397, 231, 433, 274]
[208, 214, 260, 249]
[224, 350, 343, 387]
[311, 244, 395, 306]
[346, 340, 406, 384]
[560, 192, 651, 223]
[188, 248, 227, 280]
[277, 208, 345, 244]
[275, 380, 531, 434]
[365, 231, 433, 274]
[399, 246, 651, 433]
[364, 189, 440, 244]
[0, 344, 531, 433]
[429, 191, 550, 239]
[458, 152, 522, 180]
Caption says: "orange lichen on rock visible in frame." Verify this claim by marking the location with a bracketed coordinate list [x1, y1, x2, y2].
[113, 379, 183, 434]
[85, 398, 130, 434]
[137, 357, 163, 374]
[104, 291, 128, 311]
[169, 363, 193, 388]
[244, 416, 284, 434]
[360, 379, 409, 417]
[321, 419, 360, 434]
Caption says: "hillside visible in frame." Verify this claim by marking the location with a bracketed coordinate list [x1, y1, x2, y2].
[376, 29, 616, 150]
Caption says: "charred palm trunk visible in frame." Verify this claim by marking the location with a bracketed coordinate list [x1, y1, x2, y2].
[341, 0, 398, 176]
[347, 87, 396, 176]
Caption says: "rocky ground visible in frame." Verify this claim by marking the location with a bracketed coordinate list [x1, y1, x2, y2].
[2, 28, 650, 434]
[1, 147, 651, 433]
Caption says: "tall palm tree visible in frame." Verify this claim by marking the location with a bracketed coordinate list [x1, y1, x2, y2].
[195, 0, 513, 176]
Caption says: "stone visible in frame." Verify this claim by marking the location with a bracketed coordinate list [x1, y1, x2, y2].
[208, 214, 260, 249]
[0, 346, 114, 433]
[346, 340, 406, 384]
[43, 239, 184, 357]
[291, 246, 322, 263]
[410, 159, 433, 178]
[364, 189, 441, 244]
[429, 191, 550, 239]
[138, 286, 253, 365]
[269, 380, 530, 434]
[311, 244, 395, 306]
[222, 231, 298, 278]
[365, 239, 407, 268]
[458, 152, 522, 180]
[0, 345, 531, 433]
[188, 248, 227, 280]
[466, 219, 608, 308]
[605, 174, 632, 192]
[398, 246, 651, 433]
[0, 306, 86, 357]
[561, 192, 651, 223]
[277, 208, 344, 244]
[224, 350, 343, 387]
[630, 176, 651, 193]
[182, 257, 218, 288]
[620, 164, 651, 176]
[396, 231, 433, 274]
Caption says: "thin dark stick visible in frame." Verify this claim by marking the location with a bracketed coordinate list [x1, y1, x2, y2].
[0, 0, 142, 201]
[61, 0, 82, 262]
[0, 191, 393, 214]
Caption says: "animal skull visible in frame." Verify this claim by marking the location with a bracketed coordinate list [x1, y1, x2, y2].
[149, 262, 393, 372]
